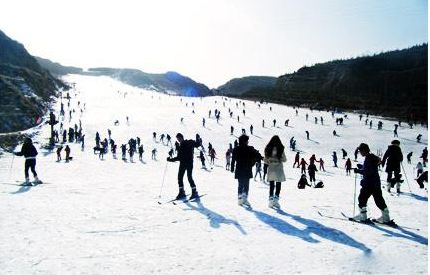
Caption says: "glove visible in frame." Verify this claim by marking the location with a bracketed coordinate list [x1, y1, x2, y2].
[353, 168, 359, 173]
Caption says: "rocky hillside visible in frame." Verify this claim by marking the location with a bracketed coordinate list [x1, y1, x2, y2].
[241, 44, 428, 121]
[35, 56, 83, 76]
[216, 76, 277, 96]
[0, 30, 66, 133]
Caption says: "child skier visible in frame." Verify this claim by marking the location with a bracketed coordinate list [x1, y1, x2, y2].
[15, 137, 40, 185]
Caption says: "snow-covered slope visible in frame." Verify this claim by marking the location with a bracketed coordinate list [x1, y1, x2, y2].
[0, 74, 427, 274]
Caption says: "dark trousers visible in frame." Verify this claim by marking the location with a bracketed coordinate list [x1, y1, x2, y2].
[358, 185, 387, 210]
[269, 181, 281, 197]
[238, 178, 250, 196]
[178, 164, 196, 190]
[387, 170, 401, 187]
[263, 164, 268, 179]
[25, 159, 37, 178]
[309, 172, 316, 182]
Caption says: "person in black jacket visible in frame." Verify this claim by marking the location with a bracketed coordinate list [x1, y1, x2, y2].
[167, 133, 199, 200]
[353, 143, 391, 223]
[382, 140, 403, 193]
[231, 135, 260, 207]
[14, 137, 39, 185]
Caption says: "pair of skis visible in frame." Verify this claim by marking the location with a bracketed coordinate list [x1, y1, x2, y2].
[318, 211, 398, 228]
[157, 194, 206, 205]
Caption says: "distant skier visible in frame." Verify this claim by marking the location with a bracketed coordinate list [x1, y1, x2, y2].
[297, 174, 311, 189]
[209, 147, 216, 165]
[308, 162, 318, 185]
[250, 125, 254, 135]
[406, 152, 413, 164]
[305, 130, 309, 140]
[317, 158, 325, 172]
[354, 147, 359, 161]
[254, 156, 263, 181]
[231, 135, 260, 207]
[56, 146, 63, 161]
[230, 126, 234, 135]
[225, 146, 232, 170]
[352, 143, 391, 223]
[202, 118, 206, 127]
[167, 133, 200, 200]
[199, 150, 206, 168]
[341, 148, 347, 159]
[382, 140, 403, 193]
[121, 144, 127, 160]
[345, 158, 352, 176]
[273, 119, 276, 127]
[421, 147, 428, 167]
[151, 148, 157, 160]
[65, 145, 71, 162]
[417, 134, 422, 143]
[284, 119, 289, 127]
[153, 132, 156, 141]
[138, 145, 144, 161]
[332, 152, 338, 167]
[262, 120, 265, 128]
[14, 137, 39, 185]
[300, 158, 308, 174]
[293, 152, 300, 168]
[416, 162, 424, 178]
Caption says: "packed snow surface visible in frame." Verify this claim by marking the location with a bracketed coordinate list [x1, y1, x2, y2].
[0, 74, 427, 274]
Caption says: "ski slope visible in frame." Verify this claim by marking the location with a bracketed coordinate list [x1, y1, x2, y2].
[0, 74, 427, 274]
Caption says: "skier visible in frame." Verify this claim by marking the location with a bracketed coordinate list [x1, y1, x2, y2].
[421, 147, 428, 167]
[230, 126, 234, 135]
[284, 119, 289, 127]
[151, 148, 157, 160]
[354, 147, 359, 161]
[160, 134, 165, 145]
[121, 144, 127, 160]
[231, 135, 260, 207]
[352, 143, 391, 223]
[382, 140, 403, 193]
[153, 132, 156, 142]
[297, 174, 311, 189]
[305, 130, 309, 140]
[250, 125, 254, 135]
[14, 137, 39, 185]
[393, 124, 398, 137]
[138, 145, 144, 161]
[167, 133, 200, 200]
[293, 152, 300, 168]
[262, 120, 265, 128]
[202, 118, 206, 127]
[254, 155, 263, 181]
[416, 171, 428, 189]
[417, 134, 422, 143]
[273, 119, 276, 127]
[345, 158, 352, 176]
[56, 146, 63, 161]
[300, 158, 308, 174]
[209, 147, 216, 165]
[65, 145, 71, 162]
[309, 154, 317, 165]
[341, 148, 347, 159]
[308, 162, 317, 185]
[333, 130, 337, 136]
[95, 132, 100, 148]
[317, 158, 325, 172]
[416, 162, 424, 178]
[199, 150, 206, 169]
[406, 152, 413, 164]
[166, 134, 172, 147]
[332, 152, 338, 167]
[225, 146, 232, 170]
[264, 135, 287, 208]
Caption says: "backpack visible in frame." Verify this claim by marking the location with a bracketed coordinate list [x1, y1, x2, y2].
[314, 181, 324, 188]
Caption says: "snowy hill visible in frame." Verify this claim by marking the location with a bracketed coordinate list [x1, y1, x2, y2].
[0, 74, 427, 274]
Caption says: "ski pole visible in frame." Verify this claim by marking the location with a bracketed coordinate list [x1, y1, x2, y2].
[401, 162, 412, 193]
[353, 173, 357, 217]
[158, 161, 169, 199]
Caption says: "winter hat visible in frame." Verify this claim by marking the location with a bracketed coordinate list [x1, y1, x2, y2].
[391, 140, 400, 145]
[358, 143, 370, 153]
[238, 134, 249, 145]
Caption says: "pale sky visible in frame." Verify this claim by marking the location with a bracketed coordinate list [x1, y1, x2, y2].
[0, 0, 427, 88]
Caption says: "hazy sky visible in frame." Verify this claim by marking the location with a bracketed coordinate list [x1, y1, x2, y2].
[0, 0, 427, 88]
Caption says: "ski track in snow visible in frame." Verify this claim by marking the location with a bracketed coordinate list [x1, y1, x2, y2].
[0, 74, 427, 274]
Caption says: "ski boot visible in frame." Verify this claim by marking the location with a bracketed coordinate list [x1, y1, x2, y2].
[352, 207, 367, 222]
[22, 177, 32, 186]
[272, 196, 280, 208]
[374, 208, 391, 223]
[34, 176, 42, 184]
[241, 194, 251, 207]
[268, 196, 274, 208]
[175, 188, 186, 200]
[189, 188, 199, 200]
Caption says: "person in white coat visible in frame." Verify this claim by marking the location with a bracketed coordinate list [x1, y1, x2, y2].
[264, 135, 287, 208]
